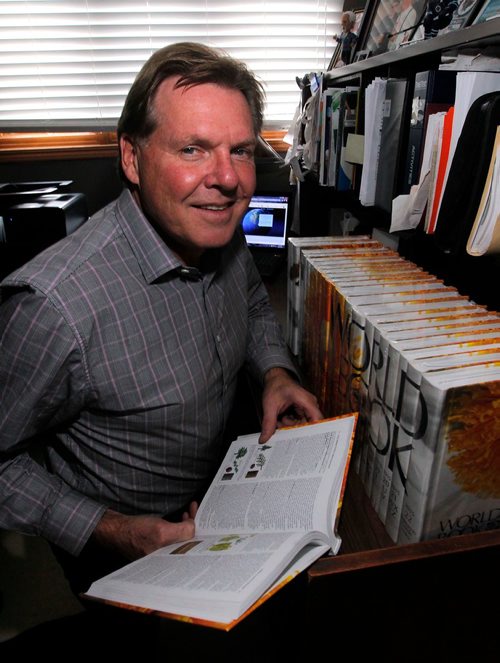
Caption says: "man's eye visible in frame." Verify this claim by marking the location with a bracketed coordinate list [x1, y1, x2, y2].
[233, 147, 254, 159]
[181, 146, 199, 155]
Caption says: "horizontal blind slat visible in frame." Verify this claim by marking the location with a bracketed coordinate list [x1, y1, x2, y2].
[0, 0, 342, 129]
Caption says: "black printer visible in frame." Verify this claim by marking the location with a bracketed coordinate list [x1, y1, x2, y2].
[0, 180, 88, 279]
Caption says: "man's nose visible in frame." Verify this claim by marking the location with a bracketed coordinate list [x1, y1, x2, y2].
[205, 151, 239, 190]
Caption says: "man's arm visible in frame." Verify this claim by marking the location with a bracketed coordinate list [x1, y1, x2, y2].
[1, 290, 203, 562]
[0, 289, 105, 554]
[91, 503, 197, 561]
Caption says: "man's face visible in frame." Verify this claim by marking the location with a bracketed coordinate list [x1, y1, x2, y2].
[341, 14, 351, 31]
[121, 77, 257, 265]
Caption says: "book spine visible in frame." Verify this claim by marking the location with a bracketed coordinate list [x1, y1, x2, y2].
[426, 106, 455, 235]
[298, 255, 312, 367]
[402, 70, 449, 193]
[362, 326, 386, 499]
[355, 314, 379, 482]
[419, 378, 500, 541]
[336, 89, 359, 191]
[402, 72, 428, 194]
[319, 90, 331, 186]
[329, 279, 350, 417]
[374, 78, 410, 213]
[328, 90, 342, 187]
[397, 374, 447, 544]
[286, 239, 301, 355]
[371, 334, 399, 522]
[384, 359, 423, 541]
[337, 296, 370, 417]
[350, 308, 371, 476]
[318, 273, 334, 413]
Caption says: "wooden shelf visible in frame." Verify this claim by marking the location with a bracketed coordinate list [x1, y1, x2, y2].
[325, 18, 500, 83]
[303, 474, 500, 662]
[323, 469, 500, 567]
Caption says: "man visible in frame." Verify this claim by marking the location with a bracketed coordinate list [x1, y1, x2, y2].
[0, 42, 322, 597]
[333, 11, 358, 66]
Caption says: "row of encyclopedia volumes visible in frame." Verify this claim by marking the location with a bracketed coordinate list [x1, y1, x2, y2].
[286, 234, 374, 355]
[293, 237, 500, 545]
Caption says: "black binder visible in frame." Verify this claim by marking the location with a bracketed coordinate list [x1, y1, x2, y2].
[374, 78, 413, 213]
[434, 91, 500, 255]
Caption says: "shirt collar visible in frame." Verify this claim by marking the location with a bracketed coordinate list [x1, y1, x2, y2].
[114, 189, 231, 285]
[114, 189, 183, 284]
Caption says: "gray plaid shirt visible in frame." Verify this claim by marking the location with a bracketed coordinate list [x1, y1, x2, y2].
[0, 189, 295, 555]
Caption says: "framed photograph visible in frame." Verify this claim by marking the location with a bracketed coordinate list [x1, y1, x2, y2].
[353, 8, 366, 36]
[328, 41, 342, 69]
[438, 0, 485, 33]
[471, 0, 500, 23]
[349, 8, 367, 60]
[354, 49, 371, 61]
[329, 8, 366, 69]
[359, 0, 427, 57]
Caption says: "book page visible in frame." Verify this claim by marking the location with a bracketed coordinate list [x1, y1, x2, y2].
[85, 531, 329, 625]
[195, 416, 357, 551]
[83, 416, 358, 626]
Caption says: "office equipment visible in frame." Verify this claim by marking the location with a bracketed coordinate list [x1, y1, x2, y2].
[242, 191, 293, 278]
[0, 182, 88, 279]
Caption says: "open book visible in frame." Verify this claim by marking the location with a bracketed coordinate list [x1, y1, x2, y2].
[83, 414, 357, 630]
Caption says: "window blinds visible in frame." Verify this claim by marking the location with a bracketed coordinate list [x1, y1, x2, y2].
[0, 0, 341, 131]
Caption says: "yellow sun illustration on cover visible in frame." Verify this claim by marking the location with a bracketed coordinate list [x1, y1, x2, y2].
[446, 382, 500, 498]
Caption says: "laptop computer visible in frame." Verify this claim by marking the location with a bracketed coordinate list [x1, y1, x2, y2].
[242, 191, 293, 278]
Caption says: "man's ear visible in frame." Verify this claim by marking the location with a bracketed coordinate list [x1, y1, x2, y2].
[120, 134, 140, 185]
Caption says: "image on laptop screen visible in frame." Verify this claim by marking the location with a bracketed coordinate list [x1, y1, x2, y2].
[241, 193, 290, 249]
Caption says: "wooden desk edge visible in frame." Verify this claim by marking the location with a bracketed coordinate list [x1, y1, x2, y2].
[309, 527, 500, 578]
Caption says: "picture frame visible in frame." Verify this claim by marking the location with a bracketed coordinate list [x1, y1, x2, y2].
[353, 8, 366, 36]
[329, 8, 366, 69]
[355, 0, 380, 55]
[437, 0, 486, 34]
[328, 41, 342, 69]
[354, 49, 372, 61]
[357, 0, 428, 58]
[471, 0, 500, 23]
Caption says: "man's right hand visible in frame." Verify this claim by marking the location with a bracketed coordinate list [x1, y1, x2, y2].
[91, 502, 197, 561]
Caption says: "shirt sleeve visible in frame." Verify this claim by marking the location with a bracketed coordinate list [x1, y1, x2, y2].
[0, 288, 106, 554]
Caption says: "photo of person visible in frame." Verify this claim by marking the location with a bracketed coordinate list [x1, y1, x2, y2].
[364, 0, 426, 55]
[333, 10, 359, 66]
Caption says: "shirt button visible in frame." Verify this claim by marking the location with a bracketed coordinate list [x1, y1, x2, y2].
[216, 334, 221, 343]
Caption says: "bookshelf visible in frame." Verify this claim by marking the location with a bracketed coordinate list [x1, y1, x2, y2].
[296, 17, 500, 311]
[325, 18, 500, 81]
[288, 17, 500, 660]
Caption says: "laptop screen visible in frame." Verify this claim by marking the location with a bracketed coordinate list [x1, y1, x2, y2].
[241, 193, 290, 250]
